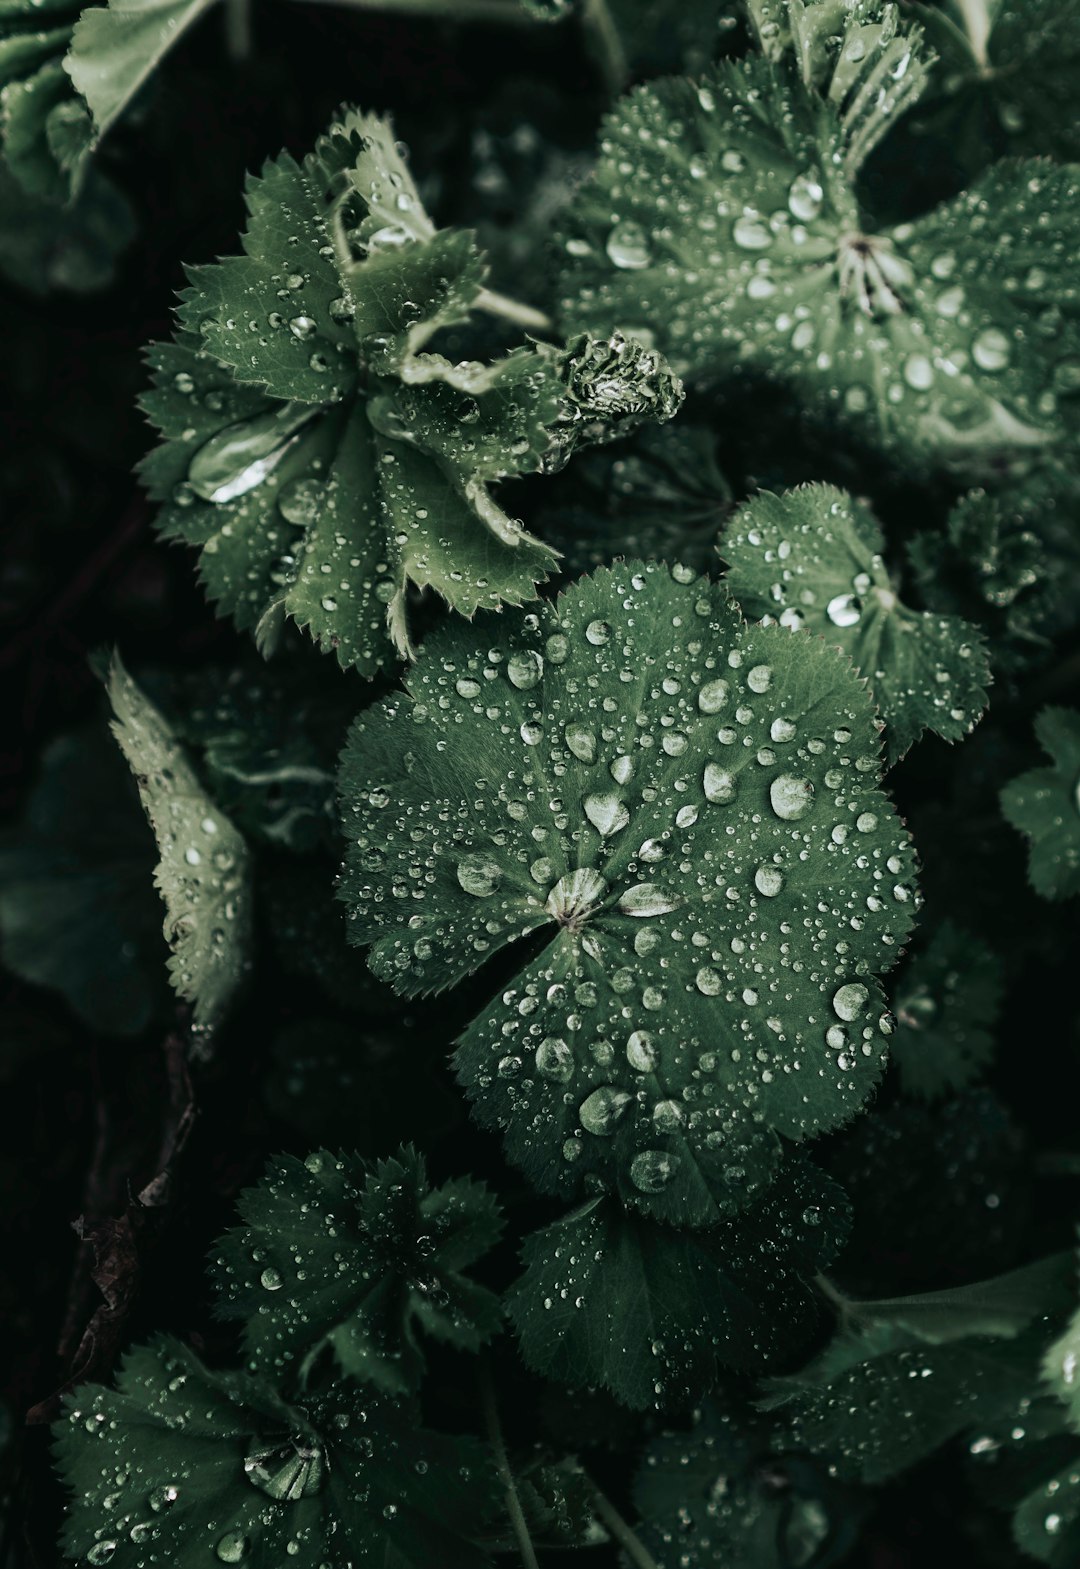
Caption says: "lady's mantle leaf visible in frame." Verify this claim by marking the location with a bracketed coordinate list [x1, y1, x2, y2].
[507, 1162, 850, 1411]
[1001, 708, 1080, 900]
[558, 3, 1080, 470]
[108, 655, 252, 1034]
[54, 1336, 498, 1569]
[633, 1403, 858, 1569]
[889, 920, 1001, 1101]
[339, 560, 918, 1226]
[0, 722, 165, 1036]
[65, 0, 215, 141]
[760, 1253, 1074, 1481]
[0, 0, 90, 199]
[140, 109, 563, 675]
[723, 484, 990, 763]
[212, 1147, 503, 1393]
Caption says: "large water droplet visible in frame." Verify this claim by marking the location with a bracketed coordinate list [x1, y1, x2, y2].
[507, 649, 544, 690]
[244, 1440, 325, 1501]
[536, 1037, 574, 1082]
[215, 1533, 250, 1564]
[788, 174, 824, 222]
[605, 222, 651, 270]
[187, 403, 317, 504]
[972, 327, 1011, 371]
[584, 793, 629, 837]
[278, 477, 323, 526]
[630, 1149, 678, 1192]
[579, 1086, 632, 1135]
[833, 982, 869, 1021]
[770, 774, 814, 821]
[754, 865, 785, 897]
[733, 213, 772, 250]
[457, 853, 503, 897]
[827, 593, 862, 627]
[626, 1030, 658, 1072]
[617, 883, 681, 917]
[546, 867, 608, 922]
[703, 763, 737, 803]
[565, 723, 598, 763]
[697, 678, 730, 713]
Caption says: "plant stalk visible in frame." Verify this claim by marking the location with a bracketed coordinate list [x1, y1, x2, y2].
[581, 0, 629, 96]
[224, 0, 251, 57]
[479, 1365, 540, 1569]
[586, 1480, 660, 1569]
[473, 287, 555, 336]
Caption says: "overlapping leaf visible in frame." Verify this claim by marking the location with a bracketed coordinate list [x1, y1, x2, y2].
[889, 920, 1000, 1100]
[65, 0, 215, 142]
[723, 484, 990, 762]
[339, 560, 918, 1226]
[0, 721, 165, 1035]
[54, 1337, 498, 1569]
[212, 1147, 503, 1392]
[760, 1253, 1074, 1481]
[558, 1, 1080, 470]
[141, 109, 566, 674]
[507, 1161, 850, 1410]
[108, 654, 252, 1033]
[1001, 709, 1080, 900]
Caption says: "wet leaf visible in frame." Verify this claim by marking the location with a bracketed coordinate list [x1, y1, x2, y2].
[140, 108, 564, 675]
[65, 0, 216, 142]
[54, 1336, 498, 1569]
[558, 4, 1080, 471]
[1001, 708, 1080, 900]
[889, 920, 1001, 1100]
[723, 483, 990, 762]
[212, 1147, 503, 1392]
[339, 559, 918, 1225]
[508, 1162, 850, 1410]
[108, 654, 253, 1034]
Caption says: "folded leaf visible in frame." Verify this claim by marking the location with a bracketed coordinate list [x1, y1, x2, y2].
[1001, 708, 1080, 900]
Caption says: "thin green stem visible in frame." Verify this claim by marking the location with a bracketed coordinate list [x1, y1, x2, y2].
[286, 0, 537, 23]
[580, 0, 629, 96]
[473, 286, 555, 336]
[586, 1480, 659, 1569]
[224, 0, 251, 57]
[955, 0, 992, 68]
[479, 1366, 540, 1569]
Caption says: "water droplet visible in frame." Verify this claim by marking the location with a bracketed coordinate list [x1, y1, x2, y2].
[747, 665, 772, 693]
[565, 723, 597, 763]
[770, 774, 814, 820]
[617, 883, 681, 917]
[903, 353, 934, 390]
[87, 1544, 118, 1565]
[788, 174, 824, 222]
[288, 315, 317, 340]
[972, 327, 1011, 372]
[187, 403, 317, 504]
[547, 868, 608, 922]
[507, 649, 544, 690]
[536, 1037, 574, 1082]
[695, 966, 722, 995]
[703, 763, 736, 803]
[585, 619, 612, 646]
[457, 853, 503, 897]
[244, 1439, 325, 1501]
[626, 1031, 658, 1072]
[754, 865, 785, 897]
[827, 593, 862, 627]
[653, 1099, 683, 1133]
[579, 1086, 632, 1135]
[733, 214, 772, 250]
[605, 222, 651, 270]
[260, 1267, 283, 1291]
[630, 1149, 678, 1192]
[833, 982, 869, 1021]
[215, 1534, 250, 1564]
[278, 477, 323, 526]
[584, 793, 629, 837]
[697, 678, 730, 713]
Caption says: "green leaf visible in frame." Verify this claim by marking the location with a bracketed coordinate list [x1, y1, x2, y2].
[54, 1336, 498, 1569]
[908, 477, 1080, 674]
[1014, 1451, 1080, 1566]
[760, 1254, 1074, 1482]
[507, 1162, 850, 1410]
[540, 330, 684, 473]
[558, 9, 1080, 471]
[107, 653, 253, 1034]
[0, 721, 165, 1036]
[0, 157, 133, 292]
[912, 0, 1080, 164]
[64, 0, 216, 142]
[723, 484, 990, 762]
[212, 1147, 503, 1392]
[1001, 708, 1080, 900]
[339, 559, 918, 1226]
[633, 1403, 860, 1569]
[141, 109, 563, 674]
[889, 919, 1001, 1100]
[1041, 1253, 1080, 1430]
[0, 2, 82, 198]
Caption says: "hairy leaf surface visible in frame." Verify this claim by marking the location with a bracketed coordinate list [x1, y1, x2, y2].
[339, 560, 917, 1225]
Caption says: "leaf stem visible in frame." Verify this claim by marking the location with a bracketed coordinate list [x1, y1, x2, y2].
[473, 286, 555, 336]
[585, 1479, 659, 1569]
[580, 0, 629, 96]
[955, 0, 991, 69]
[224, 0, 251, 57]
[479, 1365, 540, 1569]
